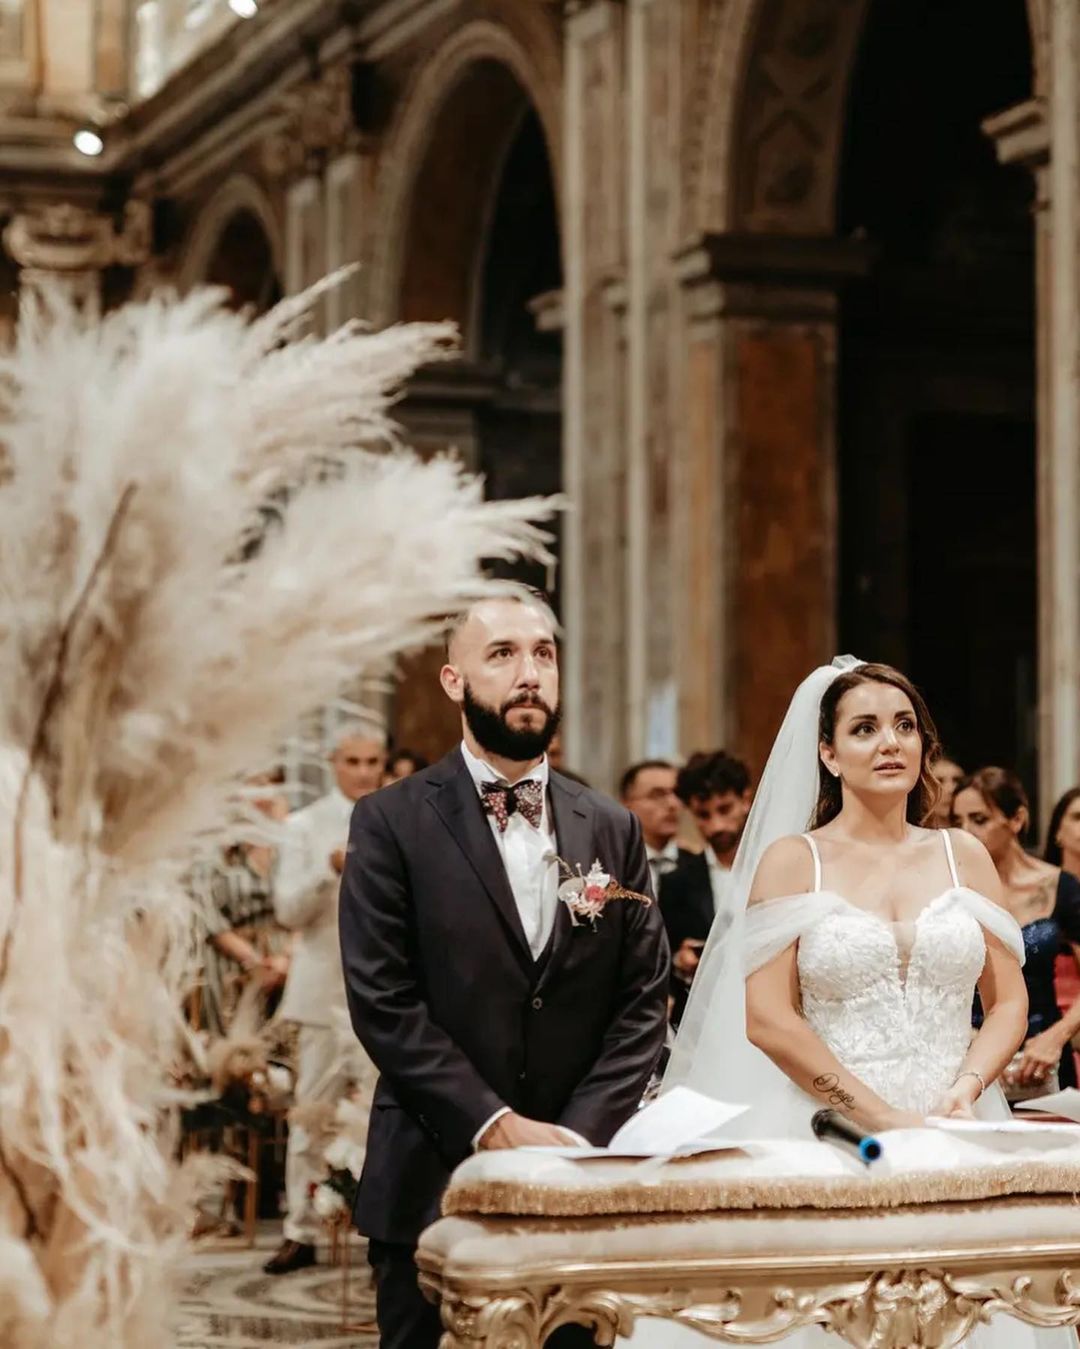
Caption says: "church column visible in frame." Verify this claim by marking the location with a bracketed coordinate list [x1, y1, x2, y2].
[1044, 0, 1080, 803]
[984, 17, 1080, 812]
[563, 0, 628, 789]
[673, 234, 865, 776]
[3, 199, 150, 319]
[625, 0, 683, 762]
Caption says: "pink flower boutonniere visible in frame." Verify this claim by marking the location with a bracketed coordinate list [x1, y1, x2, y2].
[556, 858, 652, 927]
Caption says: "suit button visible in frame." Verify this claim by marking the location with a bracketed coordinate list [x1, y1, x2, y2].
[518, 1071, 527, 1081]
[531, 996, 543, 1010]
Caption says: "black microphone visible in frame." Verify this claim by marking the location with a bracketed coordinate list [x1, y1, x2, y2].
[811, 1109, 883, 1165]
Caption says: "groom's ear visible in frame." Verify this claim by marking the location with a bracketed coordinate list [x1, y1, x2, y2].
[440, 662, 465, 706]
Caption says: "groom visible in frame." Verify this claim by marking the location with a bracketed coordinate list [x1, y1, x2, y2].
[339, 592, 670, 1347]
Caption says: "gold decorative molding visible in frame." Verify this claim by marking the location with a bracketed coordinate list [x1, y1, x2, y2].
[423, 1266, 1080, 1348]
[260, 64, 359, 181]
[3, 199, 151, 274]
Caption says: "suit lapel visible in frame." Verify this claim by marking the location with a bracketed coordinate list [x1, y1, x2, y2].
[427, 753, 533, 971]
[535, 774, 595, 991]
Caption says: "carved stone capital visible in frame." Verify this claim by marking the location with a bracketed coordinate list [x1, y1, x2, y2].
[260, 64, 360, 181]
[3, 199, 151, 275]
[673, 231, 871, 324]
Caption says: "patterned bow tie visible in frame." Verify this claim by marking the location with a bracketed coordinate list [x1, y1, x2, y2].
[480, 779, 545, 832]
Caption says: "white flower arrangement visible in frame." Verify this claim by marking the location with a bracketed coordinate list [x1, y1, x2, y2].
[0, 278, 553, 1347]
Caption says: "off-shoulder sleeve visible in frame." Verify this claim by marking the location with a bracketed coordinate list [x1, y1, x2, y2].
[743, 893, 847, 975]
[953, 888, 1025, 965]
[1054, 870, 1080, 946]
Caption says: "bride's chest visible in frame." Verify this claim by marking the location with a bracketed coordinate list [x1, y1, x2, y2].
[797, 904, 985, 1001]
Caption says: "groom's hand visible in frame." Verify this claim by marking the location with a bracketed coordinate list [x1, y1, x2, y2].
[477, 1112, 583, 1150]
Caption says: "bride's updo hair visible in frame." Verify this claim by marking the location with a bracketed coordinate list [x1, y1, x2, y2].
[811, 663, 942, 828]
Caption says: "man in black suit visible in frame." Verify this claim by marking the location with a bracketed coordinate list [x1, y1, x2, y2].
[339, 592, 670, 1348]
[619, 759, 695, 896]
[659, 750, 752, 1025]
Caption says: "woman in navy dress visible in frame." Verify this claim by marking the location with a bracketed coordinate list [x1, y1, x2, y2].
[954, 767, 1080, 1093]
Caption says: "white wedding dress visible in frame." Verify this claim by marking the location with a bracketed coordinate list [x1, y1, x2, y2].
[626, 829, 1077, 1347]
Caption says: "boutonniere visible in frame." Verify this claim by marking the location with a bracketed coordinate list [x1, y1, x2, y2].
[556, 858, 652, 927]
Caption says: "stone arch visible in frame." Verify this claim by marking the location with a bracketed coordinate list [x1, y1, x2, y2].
[177, 175, 284, 294]
[694, 0, 1044, 236]
[369, 11, 562, 332]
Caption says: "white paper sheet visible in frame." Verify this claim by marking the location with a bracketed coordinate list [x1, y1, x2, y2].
[609, 1086, 748, 1152]
[518, 1088, 749, 1160]
[926, 1115, 1080, 1150]
[1015, 1088, 1080, 1123]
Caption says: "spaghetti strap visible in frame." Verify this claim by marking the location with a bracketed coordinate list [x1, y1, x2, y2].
[941, 828, 960, 888]
[801, 833, 822, 894]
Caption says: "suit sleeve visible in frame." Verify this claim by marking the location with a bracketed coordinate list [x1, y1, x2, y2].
[339, 793, 506, 1166]
[556, 810, 671, 1143]
[274, 814, 331, 931]
[658, 868, 688, 952]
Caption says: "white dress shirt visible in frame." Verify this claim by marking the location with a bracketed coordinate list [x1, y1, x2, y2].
[706, 844, 736, 938]
[645, 839, 680, 897]
[461, 743, 587, 1149]
[460, 741, 559, 959]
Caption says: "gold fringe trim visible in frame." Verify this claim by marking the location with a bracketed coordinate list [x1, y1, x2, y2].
[443, 1161, 1080, 1219]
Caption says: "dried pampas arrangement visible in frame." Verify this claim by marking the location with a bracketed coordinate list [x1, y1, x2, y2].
[0, 281, 554, 1346]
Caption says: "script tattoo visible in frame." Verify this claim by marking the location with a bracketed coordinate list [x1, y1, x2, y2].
[812, 1072, 856, 1111]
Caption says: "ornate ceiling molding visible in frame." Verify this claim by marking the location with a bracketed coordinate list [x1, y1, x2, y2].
[3, 198, 150, 274]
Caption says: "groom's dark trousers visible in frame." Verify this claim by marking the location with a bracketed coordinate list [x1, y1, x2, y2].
[340, 749, 670, 1347]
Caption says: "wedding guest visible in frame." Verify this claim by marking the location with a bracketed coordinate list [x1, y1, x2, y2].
[263, 726, 387, 1276]
[661, 751, 752, 1021]
[619, 760, 692, 896]
[384, 748, 428, 785]
[930, 755, 964, 828]
[1045, 786, 1080, 1084]
[1046, 786, 1080, 878]
[954, 767, 1080, 1094]
[191, 775, 290, 1038]
[547, 730, 588, 786]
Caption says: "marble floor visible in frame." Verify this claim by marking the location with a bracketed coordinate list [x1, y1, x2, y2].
[177, 1223, 378, 1347]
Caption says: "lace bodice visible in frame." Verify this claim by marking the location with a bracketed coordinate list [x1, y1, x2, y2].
[797, 890, 986, 1114]
[741, 830, 1025, 1119]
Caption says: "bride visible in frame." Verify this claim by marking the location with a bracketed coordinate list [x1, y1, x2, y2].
[629, 657, 1074, 1348]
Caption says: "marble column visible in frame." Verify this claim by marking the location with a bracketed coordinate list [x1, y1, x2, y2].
[985, 43, 1080, 812]
[625, 0, 682, 762]
[324, 151, 367, 331]
[1044, 0, 1080, 803]
[673, 234, 865, 777]
[563, 0, 629, 789]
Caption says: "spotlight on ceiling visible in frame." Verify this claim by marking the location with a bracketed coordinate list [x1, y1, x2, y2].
[73, 126, 105, 157]
[228, 0, 258, 16]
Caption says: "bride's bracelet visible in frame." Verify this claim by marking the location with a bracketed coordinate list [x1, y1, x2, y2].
[953, 1069, 986, 1097]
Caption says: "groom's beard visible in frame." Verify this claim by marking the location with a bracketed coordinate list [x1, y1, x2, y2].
[462, 683, 562, 762]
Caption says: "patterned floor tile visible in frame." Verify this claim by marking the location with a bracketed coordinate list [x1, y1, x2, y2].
[177, 1223, 377, 1347]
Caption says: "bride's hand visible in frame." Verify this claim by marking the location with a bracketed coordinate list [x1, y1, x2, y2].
[932, 1080, 980, 1119]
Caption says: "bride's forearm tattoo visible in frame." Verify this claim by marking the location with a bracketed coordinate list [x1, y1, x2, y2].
[813, 1072, 856, 1111]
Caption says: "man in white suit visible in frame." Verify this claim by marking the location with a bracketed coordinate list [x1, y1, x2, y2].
[263, 726, 387, 1275]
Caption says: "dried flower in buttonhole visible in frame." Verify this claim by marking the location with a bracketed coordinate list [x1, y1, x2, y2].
[556, 858, 652, 927]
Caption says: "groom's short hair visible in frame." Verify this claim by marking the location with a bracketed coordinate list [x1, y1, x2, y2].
[675, 750, 751, 805]
[444, 587, 558, 659]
